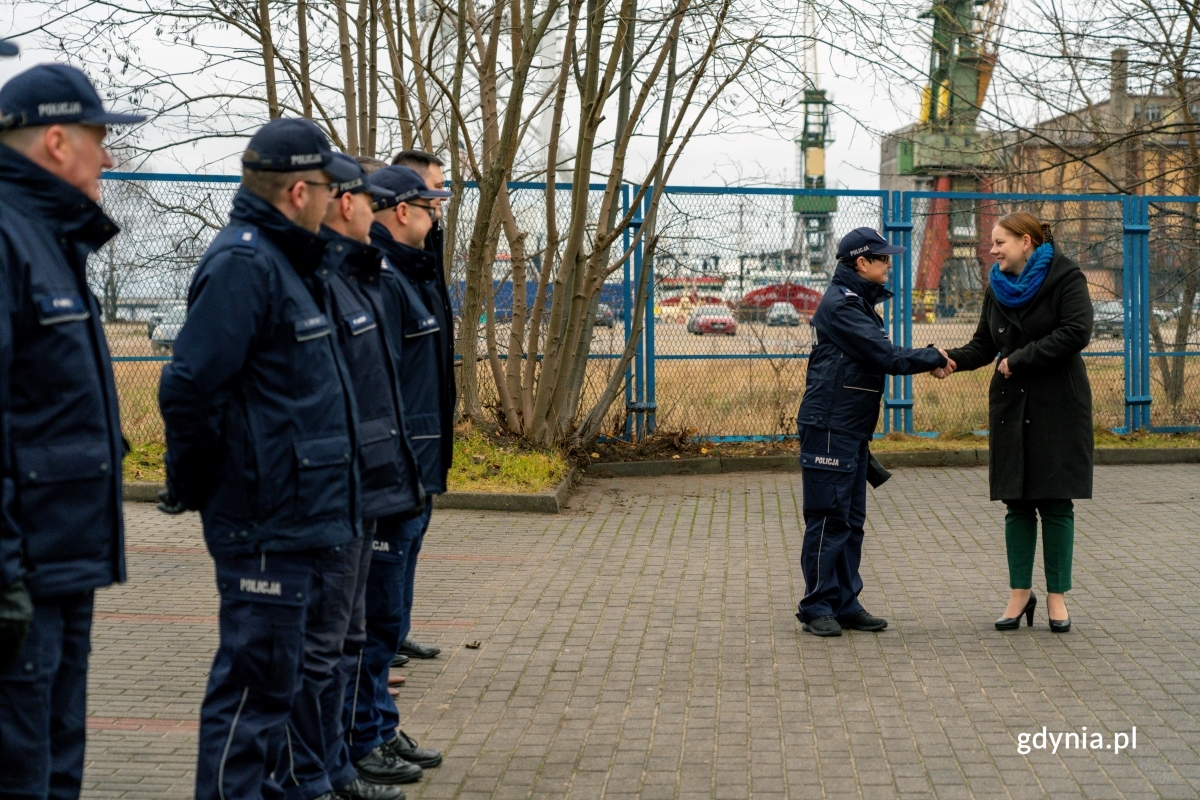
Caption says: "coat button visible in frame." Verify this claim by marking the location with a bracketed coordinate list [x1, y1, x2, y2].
[301, 458, 311, 466]
[296, 592, 304, 600]
[239, 530, 249, 539]
[99, 462, 109, 473]
[389, 429, 397, 436]
[1021, 388, 1025, 393]
[27, 471, 37, 481]
[23, 662, 34, 673]
[1025, 419, 1031, 424]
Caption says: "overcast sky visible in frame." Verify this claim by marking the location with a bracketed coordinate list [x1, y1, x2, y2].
[0, 14, 928, 190]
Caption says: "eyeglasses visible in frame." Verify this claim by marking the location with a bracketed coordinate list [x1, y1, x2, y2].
[294, 180, 335, 194]
[867, 255, 890, 265]
[407, 201, 438, 218]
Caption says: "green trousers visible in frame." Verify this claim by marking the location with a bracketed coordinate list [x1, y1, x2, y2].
[1005, 499, 1074, 593]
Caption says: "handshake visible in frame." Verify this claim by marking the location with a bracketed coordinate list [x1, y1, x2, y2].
[930, 348, 1013, 380]
[931, 347, 956, 380]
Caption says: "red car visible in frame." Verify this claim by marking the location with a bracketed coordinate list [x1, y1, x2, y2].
[687, 305, 737, 335]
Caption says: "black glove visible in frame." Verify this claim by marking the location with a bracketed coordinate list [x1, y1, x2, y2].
[866, 455, 892, 489]
[157, 487, 186, 515]
[0, 579, 33, 671]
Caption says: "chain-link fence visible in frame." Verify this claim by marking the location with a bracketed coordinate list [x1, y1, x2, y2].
[92, 175, 1200, 447]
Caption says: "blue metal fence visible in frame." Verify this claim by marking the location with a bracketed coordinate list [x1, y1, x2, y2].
[94, 173, 1200, 445]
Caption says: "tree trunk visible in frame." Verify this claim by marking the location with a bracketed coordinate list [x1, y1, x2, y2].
[298, 0, 312, 117]
[336, 0, 359, 154]
[258, 0, 280, 118]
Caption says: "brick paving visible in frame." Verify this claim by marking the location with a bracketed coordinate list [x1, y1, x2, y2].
[82, 465, 1200, 799]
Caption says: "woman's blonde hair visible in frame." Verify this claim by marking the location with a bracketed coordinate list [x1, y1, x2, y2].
[996, 211, 1054, 246]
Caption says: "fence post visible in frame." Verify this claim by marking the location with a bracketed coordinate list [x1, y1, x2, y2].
[643, 186, 657, 433]
[630, 194, 646, 440]
[883, 191, 916, 434]
[1122, 195, 1152, 431]
[622, 184, 634, 441]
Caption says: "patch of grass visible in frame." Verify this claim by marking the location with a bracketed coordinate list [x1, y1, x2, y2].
[449, 423, 570, 493]
[119, 424, 570, 494]
[124, 440, 166, 483]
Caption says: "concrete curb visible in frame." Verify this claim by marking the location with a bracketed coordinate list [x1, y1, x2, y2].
[586, 447, 1200, 478]
[124, 469, 580, 514]
[433, 468, 577, 514]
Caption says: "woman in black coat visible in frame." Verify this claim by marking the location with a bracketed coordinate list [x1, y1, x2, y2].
[942, 212, 1094, 633]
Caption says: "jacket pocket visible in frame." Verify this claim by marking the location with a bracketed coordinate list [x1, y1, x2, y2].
[293, 435, 352, 521]
[15, 439, 113, 564]
[358, 415, 402, 487]
[841, 367, 883, 393]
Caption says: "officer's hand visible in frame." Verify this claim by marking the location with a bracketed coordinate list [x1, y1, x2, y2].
[157, 487, 186, 515]
[997, 357, 1012, 378]
[933, 349, 956, 379]
[0, 580, 33, 671]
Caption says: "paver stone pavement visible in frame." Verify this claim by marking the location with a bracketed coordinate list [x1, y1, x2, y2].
[80, 464, 1200, 798]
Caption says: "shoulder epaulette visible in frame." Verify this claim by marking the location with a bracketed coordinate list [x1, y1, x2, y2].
[230, 228, 258, 254]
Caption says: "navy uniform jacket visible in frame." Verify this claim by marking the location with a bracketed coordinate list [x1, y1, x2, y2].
[0, 144, 126, 599]
[371, 223, 451, 494]
[797, 263, 946, 440]
[320, 228, 425, 519]
[159, 189, 360, 558]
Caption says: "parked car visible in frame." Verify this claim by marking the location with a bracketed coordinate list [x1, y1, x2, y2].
[766, 301, 802, 327]
[147, 300, 186, 337]
[594, 302, 616, 328]
[150, 306, 187, 354]
[687, 305, 737, 335]
[1092, 300, 1124, 338]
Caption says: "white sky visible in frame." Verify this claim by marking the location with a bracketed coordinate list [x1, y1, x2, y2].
[0, 20, 926, 190]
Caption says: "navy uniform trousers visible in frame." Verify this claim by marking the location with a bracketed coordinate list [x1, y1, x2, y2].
[342, 499, 432, 762]
[0, 592, 93, 800]
[796, 425, 871, 623]
[195, 540, 364, 800]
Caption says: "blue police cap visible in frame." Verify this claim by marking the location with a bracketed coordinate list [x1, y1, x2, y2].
[242, 118, 359, 184]
[0, 39, 18, 57]
[365, 164, 451, 211]
[836, 227, 905, 263]
[0, 63, 145, 130]
[329, 152, 368, 195]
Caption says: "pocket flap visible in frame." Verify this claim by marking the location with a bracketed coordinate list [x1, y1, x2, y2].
[407, 412, 441, 440]
[35, 293, 90, 325]
[293, 314, 332, 342]
[15, 439, 112, 485]
[359, 416, 399, 446]
[344, 310, 377, 336]
[800, 451, 856, 473]
[294, 435, 352, 469]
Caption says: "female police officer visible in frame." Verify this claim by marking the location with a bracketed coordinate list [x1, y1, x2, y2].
[795, 228, 951, 637]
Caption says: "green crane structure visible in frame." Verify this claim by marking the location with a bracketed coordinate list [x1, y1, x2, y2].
[897, 0, 1005, 320]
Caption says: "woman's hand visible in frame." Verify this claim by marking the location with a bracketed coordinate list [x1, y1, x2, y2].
[997, 357, 1012, 378]
[932, 349, 956, 379]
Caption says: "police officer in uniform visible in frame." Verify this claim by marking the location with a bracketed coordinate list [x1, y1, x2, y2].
[795, 228, 952, 637]
[0, 64, 144, 798]
[318, 153, 426, 799]
[158, 118, 365, 800]
[386, 150, 451, 664]
[339, 166, 448, 777]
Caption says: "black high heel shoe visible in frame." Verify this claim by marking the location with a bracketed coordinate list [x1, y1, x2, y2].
[995, 592, 1036, 630]
[1048, 616, 1071, 633]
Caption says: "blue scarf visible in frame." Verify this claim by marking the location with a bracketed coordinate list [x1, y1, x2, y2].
[989, 242, 1054, 309]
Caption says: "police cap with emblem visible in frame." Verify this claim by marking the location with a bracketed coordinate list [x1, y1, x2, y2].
[365, 164, 451, 212]
[0, 39, 18, 57]
[328, 152, 368, 196]
[242, 118, 359, 184]
[836, 227, 905, 264]
[0, 63, 146, 130]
